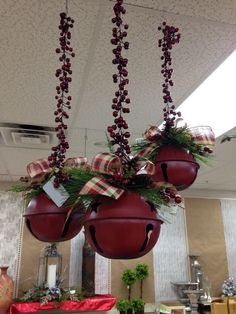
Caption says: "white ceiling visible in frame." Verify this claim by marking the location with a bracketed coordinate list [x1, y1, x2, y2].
[1, 0, 236, 197]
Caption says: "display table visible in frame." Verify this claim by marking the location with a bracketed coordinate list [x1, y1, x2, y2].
[10, 295, 116, 314]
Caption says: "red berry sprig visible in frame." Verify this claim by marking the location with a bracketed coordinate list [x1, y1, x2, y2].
[107, 0, 131, 160]
[158, 22, 181, 130]
[160, 187, 182, 205]
[48, 12, 75, 188]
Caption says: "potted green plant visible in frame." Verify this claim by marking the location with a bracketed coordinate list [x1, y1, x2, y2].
[131, 298, 145, 314]
[122, 269, 136, 300]
[135, 263, 149, 299]
[126, 299, 134, 314]
[115, 299, 129, 314]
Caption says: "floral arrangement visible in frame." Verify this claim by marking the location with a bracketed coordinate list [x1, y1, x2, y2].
[132, 22, 215, 164]
[20, 284, 86, 306]
[11, 3, 183, 214]
[132, 124, 215, 164]
[222, 278, 236, 297]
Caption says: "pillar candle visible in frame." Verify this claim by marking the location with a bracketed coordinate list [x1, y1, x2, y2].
[47, 264, 57, 288]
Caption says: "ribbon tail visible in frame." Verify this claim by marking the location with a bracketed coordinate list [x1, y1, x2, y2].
[64, 157, 88, 168]
[136, 160, 155, 175]
[79, 177, 124, 200]
[135, 143, 158, 159]
[190, 126, 216, 146]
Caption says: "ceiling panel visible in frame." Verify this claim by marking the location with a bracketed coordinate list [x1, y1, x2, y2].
[126, 0, 236, 25]
[0, 0, 101, 126]
[0, 147, 51, 177]
[73, 1, 236, 133]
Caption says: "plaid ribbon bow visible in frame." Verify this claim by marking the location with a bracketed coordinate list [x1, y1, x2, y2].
[90, 152, 122, 175]
[26, 159, 52, 183]
[189, 126, 215, 146]
[27, 157, 88, 183]
[79, 153, 124, 200]
[64, 157, 88, 168]
[79, 153, 155, 199]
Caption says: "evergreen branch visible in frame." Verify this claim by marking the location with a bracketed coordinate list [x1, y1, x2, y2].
[135, 188, 165, 208]
[105, 132, 115, 154]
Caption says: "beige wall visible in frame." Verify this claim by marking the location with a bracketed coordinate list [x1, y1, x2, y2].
[0, 185, 233, 300]
[185, 198, 229, 296]
[111, 252, 155, 302]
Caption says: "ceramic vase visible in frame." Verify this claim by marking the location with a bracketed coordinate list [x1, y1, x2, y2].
[0, 267, 13, 314]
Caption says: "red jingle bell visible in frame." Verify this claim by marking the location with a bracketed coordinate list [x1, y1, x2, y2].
[24, 193, 84, 242]
[83, 191, 163, 259]
[153, 145, 199, 191]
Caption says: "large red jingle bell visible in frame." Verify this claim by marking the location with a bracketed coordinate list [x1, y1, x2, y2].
[153, 145, 200, 191]
[83, 191, 163, 259]
[24, 193, 84, 242]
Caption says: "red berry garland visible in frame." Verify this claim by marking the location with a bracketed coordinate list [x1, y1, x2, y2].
[107, 0, 131, 160]
[158, 23, 213, 157]
[158, 22, 181, 130]
[48, 12, 75, 188]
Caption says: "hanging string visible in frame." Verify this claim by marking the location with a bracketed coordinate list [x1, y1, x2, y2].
[65, 0, 68, 15]
[84, 128, 88, 157]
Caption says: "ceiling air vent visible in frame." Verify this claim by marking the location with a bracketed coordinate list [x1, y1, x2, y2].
[0, 123, 58, 149]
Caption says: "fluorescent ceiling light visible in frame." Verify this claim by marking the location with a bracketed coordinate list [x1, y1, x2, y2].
[177, 50, 236, 137]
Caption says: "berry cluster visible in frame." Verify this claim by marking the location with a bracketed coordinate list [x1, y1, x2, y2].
[160, 187, 182, 204]
[158, 22, 181, 130]
[48, 12, 75, 187]
[199, 146, 213, 156]
[107, 0, 131, 159]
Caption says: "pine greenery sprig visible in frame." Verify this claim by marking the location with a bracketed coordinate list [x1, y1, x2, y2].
[62, 167, 102, 206]
[132, 126, 213, 164]
[10, 161, 183, 212]
[135, 188, 166, 208]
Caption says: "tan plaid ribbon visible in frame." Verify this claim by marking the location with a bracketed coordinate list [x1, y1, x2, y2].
[79, 176, 124, 199]
[27, 159, 52, 183]
[64, 157, 88, 168]
[136, 125, 215, 159]
[80, 153, 156, 199]
[190, 126, 215, 146]
[90, 152, 122, 175]
[27, 157, 88, 183]
[144, 126, 161, 140]
[79, 153, 124, 199]
[135, 143, 158, 159]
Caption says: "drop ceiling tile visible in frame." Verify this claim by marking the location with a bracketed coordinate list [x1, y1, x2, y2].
[126, 0, 236, 25]
[1, 147, 51, 176]
[0, 0, 101, 126]
[74, 1, 236, 133]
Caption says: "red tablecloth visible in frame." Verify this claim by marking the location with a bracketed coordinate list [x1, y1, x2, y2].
[10, 295, 116, 314]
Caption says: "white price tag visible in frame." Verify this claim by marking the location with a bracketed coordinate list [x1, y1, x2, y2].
[43, 176, 69, 207]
